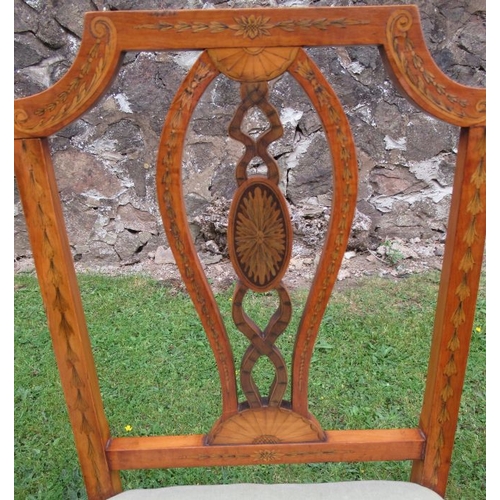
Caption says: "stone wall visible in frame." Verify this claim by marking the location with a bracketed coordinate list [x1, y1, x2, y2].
[14, 0, 486, 268]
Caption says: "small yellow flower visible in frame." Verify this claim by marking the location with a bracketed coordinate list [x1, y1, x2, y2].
[124, 425, 133, 432]
[475, 326, 482, 333]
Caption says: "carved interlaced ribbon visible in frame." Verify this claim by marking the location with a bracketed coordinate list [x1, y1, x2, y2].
[228, 81, 293, 408]
[229, 82, 283, 186]
[233, 283, 291, 408]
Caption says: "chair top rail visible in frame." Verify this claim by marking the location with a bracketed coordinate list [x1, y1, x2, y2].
[14, 5, 485, 140]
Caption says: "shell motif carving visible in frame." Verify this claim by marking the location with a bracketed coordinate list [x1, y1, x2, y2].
[208, 47, 298, 82]
[228, 177, 292, 292]
[207, 406, 325, 445]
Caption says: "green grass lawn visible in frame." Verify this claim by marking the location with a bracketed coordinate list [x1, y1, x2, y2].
[14, 271, 485, 499]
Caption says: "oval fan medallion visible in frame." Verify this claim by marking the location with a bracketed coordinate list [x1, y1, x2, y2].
[228, 177, 292, 291]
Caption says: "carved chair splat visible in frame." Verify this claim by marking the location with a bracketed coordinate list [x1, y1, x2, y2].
[14, 5, 485, 500]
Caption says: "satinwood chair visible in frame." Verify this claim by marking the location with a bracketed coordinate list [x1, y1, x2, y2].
[14, 5, 485, 500]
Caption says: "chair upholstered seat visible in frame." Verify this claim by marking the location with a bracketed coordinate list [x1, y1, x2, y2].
[114, 481, 443, 499]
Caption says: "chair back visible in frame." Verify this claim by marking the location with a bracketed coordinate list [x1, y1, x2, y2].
[14, 5, 485, 499]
